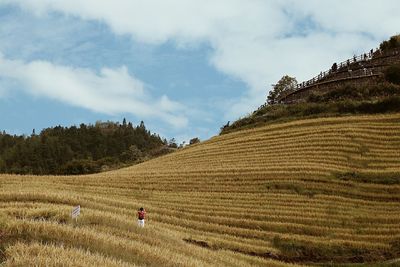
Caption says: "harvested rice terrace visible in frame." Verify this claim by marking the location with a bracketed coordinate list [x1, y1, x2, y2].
[1, 113, 400, 266]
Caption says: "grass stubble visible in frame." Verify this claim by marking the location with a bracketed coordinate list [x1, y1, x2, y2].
[1, 113, 400, 266]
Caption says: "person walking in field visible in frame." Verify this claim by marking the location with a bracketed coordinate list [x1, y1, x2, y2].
[137, 207, 146, 227]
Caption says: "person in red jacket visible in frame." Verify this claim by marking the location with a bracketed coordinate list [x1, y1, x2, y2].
[137, 207, 146, 227]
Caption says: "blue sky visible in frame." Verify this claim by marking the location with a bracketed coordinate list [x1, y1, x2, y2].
[0, 1, 399, 142]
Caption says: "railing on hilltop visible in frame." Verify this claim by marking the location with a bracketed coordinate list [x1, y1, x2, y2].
[276, 47, 400, 103]
[296, 49, 377, 90]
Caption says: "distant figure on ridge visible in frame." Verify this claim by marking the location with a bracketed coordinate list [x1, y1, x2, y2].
[137, 207, 146, 227]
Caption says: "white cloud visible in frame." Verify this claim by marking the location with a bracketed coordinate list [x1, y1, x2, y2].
[1, 0, 400, 120]
[0, 53, 188, 128]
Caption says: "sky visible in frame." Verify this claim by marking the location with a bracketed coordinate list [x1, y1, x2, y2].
[0, 1, 399, 143]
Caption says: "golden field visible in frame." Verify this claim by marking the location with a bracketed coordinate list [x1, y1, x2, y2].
[1, 113, 400, 266]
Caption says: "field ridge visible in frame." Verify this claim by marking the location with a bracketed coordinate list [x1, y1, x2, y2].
[1, 113, 400, 266]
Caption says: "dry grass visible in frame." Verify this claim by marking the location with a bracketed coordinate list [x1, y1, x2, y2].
[3, 242, 134, 267]
[1, 113, 400, 266]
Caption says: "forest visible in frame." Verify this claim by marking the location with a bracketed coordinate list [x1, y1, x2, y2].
[0, 119, 171, 175]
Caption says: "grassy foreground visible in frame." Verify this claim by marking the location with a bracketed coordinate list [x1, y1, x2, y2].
[1, 113, 400, 266]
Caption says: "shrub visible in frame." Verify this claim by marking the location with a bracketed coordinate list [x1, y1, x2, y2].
[307, 92, 323, 103]
[119, 145, 142, 163]
[384, 64, 400, 85]
[59, 159, 101, 175]
[189, 138, 200, 145]
[358, 96, 400, 113]
[302, 104, 326, 116]
[368, 83, 400, 96]
[380, 35, 400, 51]
[307, 83, 400, 103]
[329, 86, 362, 100]
[149, 146, 174, 157]
[336, 100, 358, 113]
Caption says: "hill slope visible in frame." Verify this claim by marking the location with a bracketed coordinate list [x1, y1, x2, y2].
[1, 113, 400, 266]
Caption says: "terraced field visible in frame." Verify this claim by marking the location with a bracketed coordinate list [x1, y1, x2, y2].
[1, 113, 400, 266]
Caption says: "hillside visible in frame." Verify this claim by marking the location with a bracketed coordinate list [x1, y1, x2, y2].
[221, 92, 400, 134]
[1, 113, 400, 266]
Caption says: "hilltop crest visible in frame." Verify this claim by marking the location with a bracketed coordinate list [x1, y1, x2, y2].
[221, 35, 400, 134]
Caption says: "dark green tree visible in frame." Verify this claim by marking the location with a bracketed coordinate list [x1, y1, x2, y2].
[267, 75, 298, 105]
[0, 119, 168, 175]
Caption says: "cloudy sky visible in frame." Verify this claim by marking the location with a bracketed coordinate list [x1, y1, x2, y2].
[0, 1, 399, 142]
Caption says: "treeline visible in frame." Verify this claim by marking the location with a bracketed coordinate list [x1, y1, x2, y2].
[0, 119, 172, 175]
